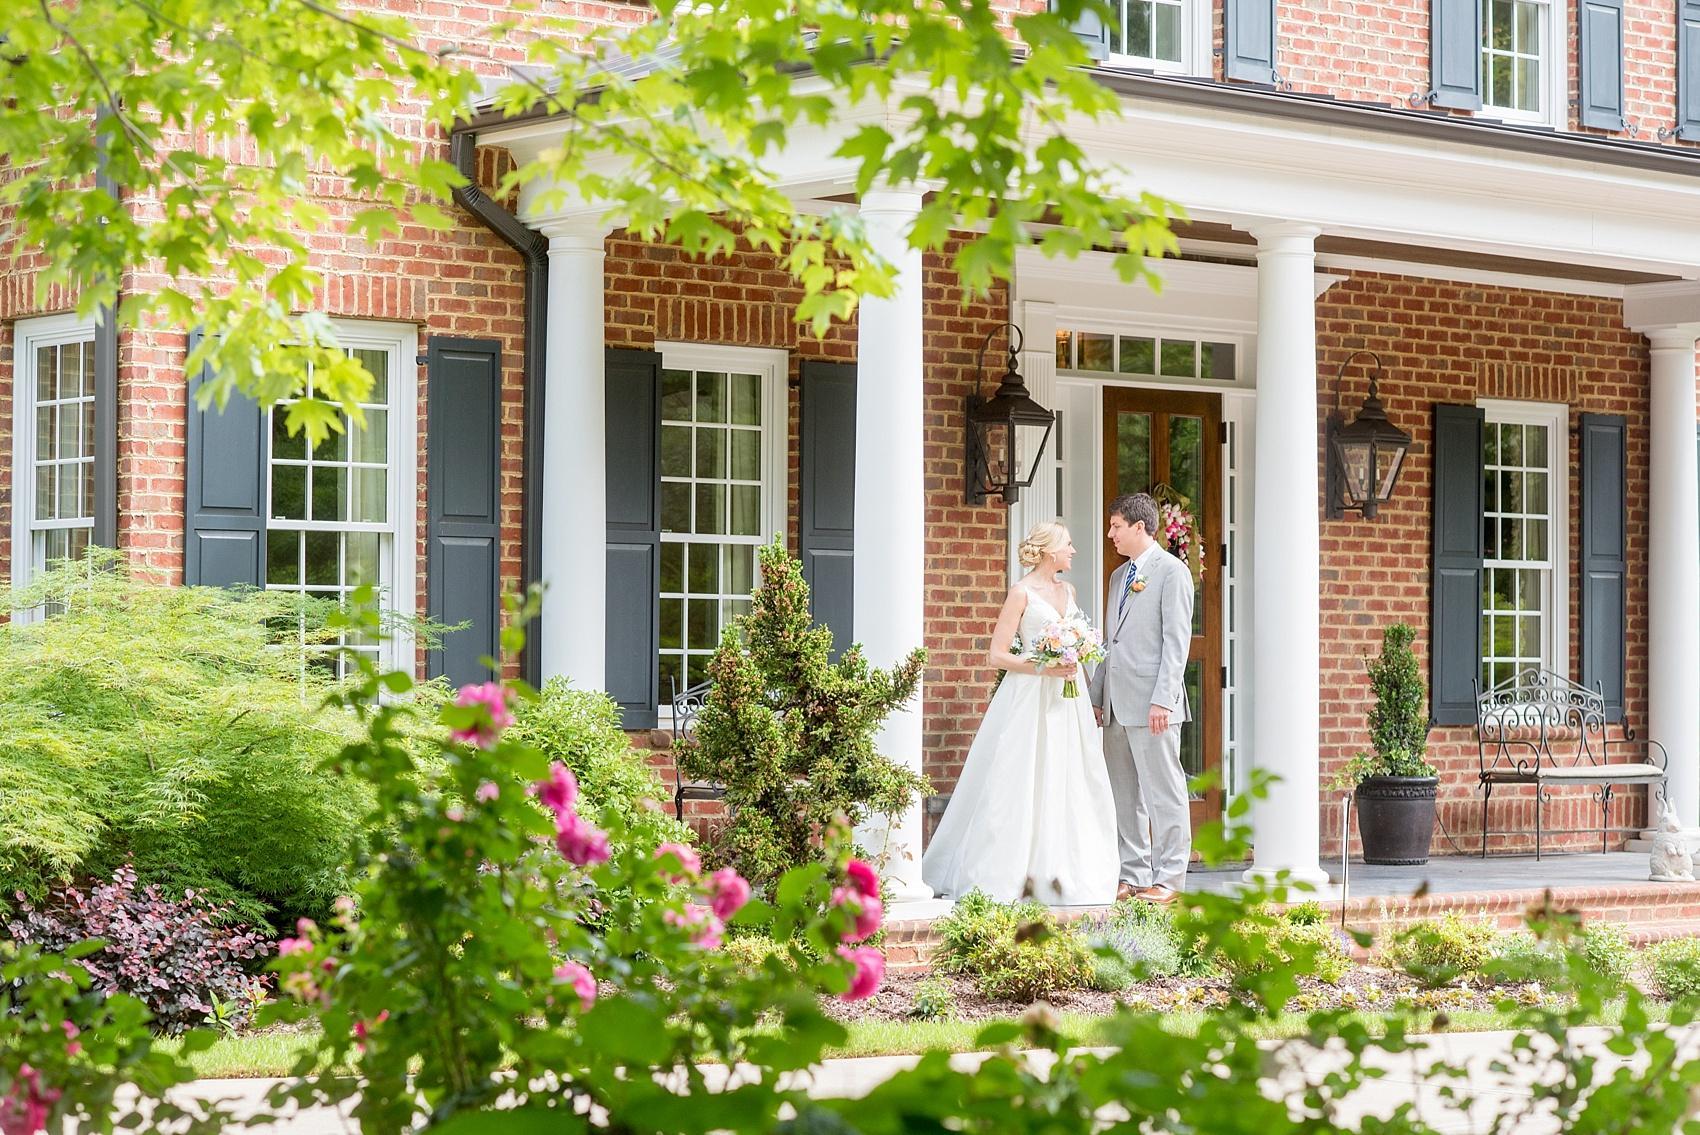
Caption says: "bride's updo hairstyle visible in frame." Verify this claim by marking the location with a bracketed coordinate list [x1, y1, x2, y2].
[1017, 521, 1070, 568]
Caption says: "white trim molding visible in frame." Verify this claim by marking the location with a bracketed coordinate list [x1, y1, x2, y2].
[10, 313, 99, 612]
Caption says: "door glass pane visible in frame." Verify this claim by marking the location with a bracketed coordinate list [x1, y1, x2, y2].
[1168, 415, 1202, 504]
[1180, 659, 1203, 794]
[1115, 412, 1152, 496]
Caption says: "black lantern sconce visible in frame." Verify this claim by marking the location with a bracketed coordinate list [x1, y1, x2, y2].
[966, 324, 1056, 505]
[1325, 350, 1412, 520]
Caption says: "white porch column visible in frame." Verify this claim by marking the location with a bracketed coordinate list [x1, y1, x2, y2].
[539, 222, 610, 688]
[1646, 327, 1700, 832]
[853, 188, 934, 904]
[1244, 223, 1330, 887]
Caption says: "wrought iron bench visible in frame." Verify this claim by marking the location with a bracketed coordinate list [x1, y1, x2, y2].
[1475, 667, 1666, 859]
[668, 678, 727, 822]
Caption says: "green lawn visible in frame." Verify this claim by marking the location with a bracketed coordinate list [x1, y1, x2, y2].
[164, 1002, 1655, 1079]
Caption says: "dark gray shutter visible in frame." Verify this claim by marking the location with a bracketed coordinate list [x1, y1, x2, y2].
[1048, 0, 1108, 60]
[1431, 404, 1484, 725]
[800, 361, 856, 659]
[1430, 0, 1482, 110]
[1579, 0, 1627, 130]
[1580, 413, 1627, 723]
[184, 329, 267, 587]
[1679, 0, 1700, 140]
[606, 348, 662, 729]
[1223, 0, 1278, 84]
[426, 337, 502, 686]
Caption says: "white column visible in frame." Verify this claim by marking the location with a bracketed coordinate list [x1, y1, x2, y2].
[1244, 223, 1330, 887]
[1009, 299, 1059, 576]
[539, 223, 610, 688]
[853, 188, 935, 905]
[1646, 327, 1700, 834]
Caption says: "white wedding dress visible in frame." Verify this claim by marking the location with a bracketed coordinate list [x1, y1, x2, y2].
[921, 587, 1119, 906]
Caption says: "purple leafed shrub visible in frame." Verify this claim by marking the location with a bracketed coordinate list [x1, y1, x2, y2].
[6, 864, 269, 1033]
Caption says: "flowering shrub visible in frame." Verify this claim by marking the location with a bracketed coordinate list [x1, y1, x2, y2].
[263, 594, 890, 1132]
[5, 865, 268, 1034]
[0, 944, 221, 1135]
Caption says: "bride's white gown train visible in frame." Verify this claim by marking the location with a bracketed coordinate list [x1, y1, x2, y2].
[921, 590, 1119, 906]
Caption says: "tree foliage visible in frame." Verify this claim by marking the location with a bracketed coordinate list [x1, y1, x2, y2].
[681, 538, 927, 889]
[3, 0, 1176, 435]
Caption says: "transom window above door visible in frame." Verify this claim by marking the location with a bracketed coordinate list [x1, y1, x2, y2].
[1056, 329, 1238, 383]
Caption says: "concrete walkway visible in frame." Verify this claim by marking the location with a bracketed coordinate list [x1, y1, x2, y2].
[169, 1026, 1697, 1134]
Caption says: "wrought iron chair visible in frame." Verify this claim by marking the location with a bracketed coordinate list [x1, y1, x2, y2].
[1475, 667, 1666, 859]
[668, 677, 727, 822]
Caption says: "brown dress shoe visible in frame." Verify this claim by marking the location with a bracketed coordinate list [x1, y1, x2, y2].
[1115, 882, 1139, 902]
[1137, 885, 1180, 905]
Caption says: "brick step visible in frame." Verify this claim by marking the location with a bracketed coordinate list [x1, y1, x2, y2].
[1330, 881, 1700, 937]
[1623, 920, 1700, 947]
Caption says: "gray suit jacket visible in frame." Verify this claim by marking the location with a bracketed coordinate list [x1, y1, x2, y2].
[1089, 549, 1194, 726]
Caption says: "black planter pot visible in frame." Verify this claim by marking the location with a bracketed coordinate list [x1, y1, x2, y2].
[1354, 776, 1438, 865]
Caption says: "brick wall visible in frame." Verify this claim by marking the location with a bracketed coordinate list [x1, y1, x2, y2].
[1315, 270, 1652, 857]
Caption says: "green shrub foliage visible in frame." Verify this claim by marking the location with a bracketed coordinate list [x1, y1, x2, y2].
[1650, 937, 1700, 1001]
[1387, 912, 1502, 986]
[0, 554, 367, 930]
[679, 538, 928, 889]
[908, 977, 957, 1021]
[934, 891, 1093, 1002]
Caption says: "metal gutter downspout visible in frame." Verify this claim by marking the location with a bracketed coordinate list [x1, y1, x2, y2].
[92, 108, 119, 550]
[448, 129, 549, 689]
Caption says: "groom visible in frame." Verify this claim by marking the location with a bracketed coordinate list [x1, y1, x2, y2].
[1089, 493, 1195, 904]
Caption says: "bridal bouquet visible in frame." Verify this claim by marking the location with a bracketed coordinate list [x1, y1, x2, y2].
[1029, 614, 1105, 699]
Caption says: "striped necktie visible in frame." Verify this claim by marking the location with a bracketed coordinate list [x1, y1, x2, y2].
[1117, 562, 1137, 620]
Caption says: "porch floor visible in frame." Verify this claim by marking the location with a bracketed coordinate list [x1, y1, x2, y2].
[1188, 851, 1658, 902]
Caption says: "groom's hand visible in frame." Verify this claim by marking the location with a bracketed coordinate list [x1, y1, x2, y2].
[1148, 705, 1170, 734]
[1093, 706, 1104, 727]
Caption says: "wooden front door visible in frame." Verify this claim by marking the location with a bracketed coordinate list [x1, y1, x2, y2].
[1101, 388, 1223, 830]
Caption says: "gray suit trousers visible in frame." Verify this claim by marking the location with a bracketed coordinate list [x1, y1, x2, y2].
[1101, 704, 1190, 891]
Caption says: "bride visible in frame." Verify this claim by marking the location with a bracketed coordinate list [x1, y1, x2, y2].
[922, 521, 1118, 906]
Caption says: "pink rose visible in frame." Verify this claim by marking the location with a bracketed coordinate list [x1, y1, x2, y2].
[444, 805, 464, 823]
[653, 842, 701, 881]
[844, 859, 880, 900]
[665, 903, 724, 950]
[60, 1020, 81, 1059]
[475, 780, 500, 803]
[276, 936, 312, 957]
[708, 868, 750, 920]
[555, 814, 610, 866]
[831, 886, 883, 943]
[836, 945, 885, 1001]
[553, 961, 598, 1010]
[536, 762, 579, 818]
[450, 681, 515, 749]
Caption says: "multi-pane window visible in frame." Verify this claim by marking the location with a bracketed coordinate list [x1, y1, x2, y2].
[1480, 407, 1566, 694]
[1481, 0, 1547, 118]
[1055, 329, 1238, 382]
[265, 342, 402, 675]
[1107, 0, 1186, 67]
[11, 319, 98, 602]
[657, 348, 783, 699]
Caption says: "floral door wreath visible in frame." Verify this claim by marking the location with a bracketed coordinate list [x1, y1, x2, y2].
[1148, 481, 1205, 588]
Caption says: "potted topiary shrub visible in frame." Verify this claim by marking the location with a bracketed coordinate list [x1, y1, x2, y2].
[1337, 623, 1438, 865]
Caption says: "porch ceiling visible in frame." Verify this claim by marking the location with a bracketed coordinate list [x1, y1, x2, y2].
[1171, 221, 1681, 287]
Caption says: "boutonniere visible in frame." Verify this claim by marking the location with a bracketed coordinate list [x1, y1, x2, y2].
[1131, 580, 1146, 593]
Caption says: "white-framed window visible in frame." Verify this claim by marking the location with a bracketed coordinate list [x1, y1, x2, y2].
[1105, 0, 1208, 74]
[1055, 327, 1241, 384]
[1480, 0, 1561, 125]
[10, 314, 98, 603]
[264, 320, 417, 676]
[655, 342, 787, 699]
[1479, 400, 1568, 693]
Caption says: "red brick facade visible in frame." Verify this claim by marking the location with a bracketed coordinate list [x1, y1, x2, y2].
[3, 0, 1696, 862]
